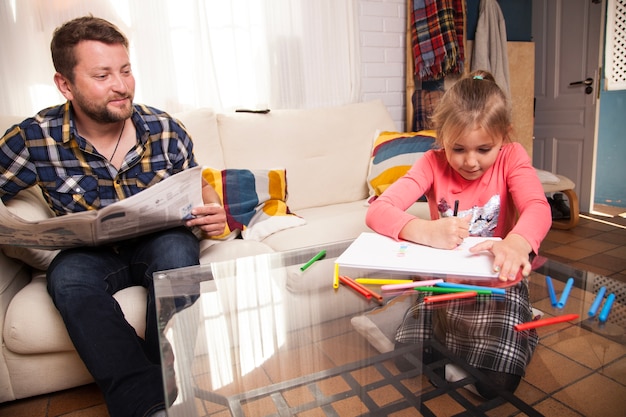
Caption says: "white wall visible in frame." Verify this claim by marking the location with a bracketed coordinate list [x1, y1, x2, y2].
[358, 0, 407, 131]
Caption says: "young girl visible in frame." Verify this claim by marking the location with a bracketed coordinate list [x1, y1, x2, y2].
[365, 70, 552, 398]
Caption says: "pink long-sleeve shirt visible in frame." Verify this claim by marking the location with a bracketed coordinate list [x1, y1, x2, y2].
[366, 142, 551, 254]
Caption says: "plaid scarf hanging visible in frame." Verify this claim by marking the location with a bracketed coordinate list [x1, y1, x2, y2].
[411, 0, 465, 81]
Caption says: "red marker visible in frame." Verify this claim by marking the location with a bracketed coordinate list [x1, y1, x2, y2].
[514, 314, 579, 331]
[423, 291, 477, 303]
[339, 276, 384, 305]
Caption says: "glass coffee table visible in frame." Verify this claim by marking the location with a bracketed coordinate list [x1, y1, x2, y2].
[154, 240, 626, 417]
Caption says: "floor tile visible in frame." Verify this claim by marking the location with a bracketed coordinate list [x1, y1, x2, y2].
[48, 384, 105, 417]
[539, 326, 626, 369]
[0, 396, 48, 417]
[569, 238, 619, 253]
[523, 346, 593, 394]
[532, 398, 584, 417]
[578, 253, 626, 274]
[544, 245, 597, 261]
[553, 372, 626, 417]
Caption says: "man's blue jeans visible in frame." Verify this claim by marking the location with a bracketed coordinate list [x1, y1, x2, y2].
[47, 227, 199, 417]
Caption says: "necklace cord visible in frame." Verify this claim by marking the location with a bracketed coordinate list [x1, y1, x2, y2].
[109, 120, 125, 161]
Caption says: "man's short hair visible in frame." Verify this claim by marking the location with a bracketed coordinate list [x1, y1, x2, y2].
[50, 16, 129, 82]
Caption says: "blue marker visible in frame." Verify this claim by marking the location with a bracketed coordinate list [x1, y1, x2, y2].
[587, 286, 607, 317]
[599, 293, 616, 323]
[436, 282, 506, 295]
[546, 276, 558, 307]
[557, 277, 574, 308]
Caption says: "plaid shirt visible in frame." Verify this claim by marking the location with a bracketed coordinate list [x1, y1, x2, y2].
[0, 102, 197, 216]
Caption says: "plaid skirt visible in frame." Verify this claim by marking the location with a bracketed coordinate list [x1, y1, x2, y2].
[395, 280, 538, 376]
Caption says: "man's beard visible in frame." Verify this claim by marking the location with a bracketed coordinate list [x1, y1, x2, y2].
[73, 92, 134, 124]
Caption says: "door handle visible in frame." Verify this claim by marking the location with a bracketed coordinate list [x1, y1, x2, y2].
[569, 78, 594, 94]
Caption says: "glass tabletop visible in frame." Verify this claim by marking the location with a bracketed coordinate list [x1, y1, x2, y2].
[154, 240, 626, 417]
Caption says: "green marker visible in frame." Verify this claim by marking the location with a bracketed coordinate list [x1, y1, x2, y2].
[300, 250, 326, 271]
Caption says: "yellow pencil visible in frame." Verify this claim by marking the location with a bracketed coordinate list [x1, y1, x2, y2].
[333, 263, 339, 289]
[354, 278, 414, 285]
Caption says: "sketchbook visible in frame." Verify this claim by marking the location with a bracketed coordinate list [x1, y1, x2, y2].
[336, 232, 501, 279]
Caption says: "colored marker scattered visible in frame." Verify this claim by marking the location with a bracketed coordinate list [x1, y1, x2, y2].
[414, 286, 492, 295]
[545, 276, 558, 307]
[300, 250, 326, 271]
[557, 277, 574, 308]
[599, 293, 616, 323]
[587, 286, 607, 317]
[355, 278, 413, 285]
[381, 279, 443, 292]
[339, 276, 383, 305]
[423, 291, 477, 303]
[435, 282, 506, 295]
[514, 313, 579, 331]
[339, 275, 370, 300]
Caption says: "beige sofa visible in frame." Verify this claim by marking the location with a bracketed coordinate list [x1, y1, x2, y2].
[0, 100, 429, 402]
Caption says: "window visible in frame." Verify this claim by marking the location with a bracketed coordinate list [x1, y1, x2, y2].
[0, 0, 360, 116]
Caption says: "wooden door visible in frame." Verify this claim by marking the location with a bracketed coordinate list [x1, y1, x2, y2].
[532, 0, 603, 212]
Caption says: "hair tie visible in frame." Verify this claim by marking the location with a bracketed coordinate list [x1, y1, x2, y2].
[473, 75, 484, 80]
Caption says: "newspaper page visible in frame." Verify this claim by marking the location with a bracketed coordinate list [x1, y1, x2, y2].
[0, 166, 203, 249]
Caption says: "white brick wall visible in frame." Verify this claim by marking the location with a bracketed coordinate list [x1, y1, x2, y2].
[358, 0, 407, 131]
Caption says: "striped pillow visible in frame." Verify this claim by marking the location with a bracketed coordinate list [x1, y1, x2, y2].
[202, 168, 305, 240]
[367, 130, 436, 197]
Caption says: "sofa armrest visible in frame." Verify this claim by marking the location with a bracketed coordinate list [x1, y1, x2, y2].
[0, 251, 31, 401]
[0, 253, 31, 330]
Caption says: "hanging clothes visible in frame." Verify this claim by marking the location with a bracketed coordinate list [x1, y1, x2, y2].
[412, 80, 445, 131]
[471, 0, 510, 96]
[410, 0, 465, 81]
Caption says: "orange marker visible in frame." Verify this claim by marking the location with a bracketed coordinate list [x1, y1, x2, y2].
[514, 314, 579, 332]
[339, 276, 371, 300]
[423, 291, 477, 303]
[358, 283, 384, 305]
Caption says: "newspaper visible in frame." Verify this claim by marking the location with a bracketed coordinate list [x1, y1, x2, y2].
[0, 166, 203, 249]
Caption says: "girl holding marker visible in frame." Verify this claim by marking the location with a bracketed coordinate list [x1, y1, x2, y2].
[366, 70, 552, 398]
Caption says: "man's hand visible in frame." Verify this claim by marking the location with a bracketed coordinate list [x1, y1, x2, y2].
[185, 202, 226, 237]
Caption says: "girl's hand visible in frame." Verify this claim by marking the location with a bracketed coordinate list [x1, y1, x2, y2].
[400, 214, 471, 250]
[469, 234, 532, 281]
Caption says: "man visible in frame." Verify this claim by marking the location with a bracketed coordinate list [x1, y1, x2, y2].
[0, 16, 226, 417]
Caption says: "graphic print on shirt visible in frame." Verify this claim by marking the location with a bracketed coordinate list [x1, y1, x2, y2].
[438, 194, 500, 237]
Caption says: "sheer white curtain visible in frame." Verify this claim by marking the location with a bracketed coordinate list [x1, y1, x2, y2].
[0, 0, 360, 117]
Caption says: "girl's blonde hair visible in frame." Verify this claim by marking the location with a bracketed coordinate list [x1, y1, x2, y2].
[430, 70, 512, 147]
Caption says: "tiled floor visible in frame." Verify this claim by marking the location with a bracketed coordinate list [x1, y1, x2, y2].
[0, 209, 625, 417]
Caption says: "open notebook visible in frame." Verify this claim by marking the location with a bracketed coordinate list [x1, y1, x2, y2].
[336, 232, 501, 279]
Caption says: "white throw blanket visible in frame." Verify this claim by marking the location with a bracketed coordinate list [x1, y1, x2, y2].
[471, 0, 510, 96]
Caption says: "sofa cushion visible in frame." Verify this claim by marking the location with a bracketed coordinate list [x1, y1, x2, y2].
[367, 130, 436, 197]
[172, 108, 225, 169]
[216, 100, 397, 211]
[262, 200, 430, 252]
[3, 273, 146, 354]
[202, 167, 305, 241]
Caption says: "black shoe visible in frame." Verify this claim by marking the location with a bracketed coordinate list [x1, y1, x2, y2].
[547, 197, 564, 220]
[553, 193, 571, 218]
